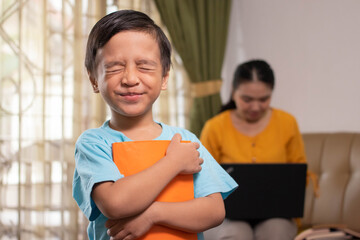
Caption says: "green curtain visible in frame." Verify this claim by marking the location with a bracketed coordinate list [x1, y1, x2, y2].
[154, 0, 231, 137]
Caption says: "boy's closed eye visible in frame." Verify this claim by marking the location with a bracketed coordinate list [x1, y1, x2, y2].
[106, 68, 124, 74]
[136, 60, 157, 72]
[105, 61, 125, 74]
[138, 66, 155, 72]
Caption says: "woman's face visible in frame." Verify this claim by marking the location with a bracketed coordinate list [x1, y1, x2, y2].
[232, 81, 272, 123]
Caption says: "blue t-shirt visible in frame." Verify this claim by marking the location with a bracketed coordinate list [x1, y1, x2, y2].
[73, 120, 238, 240]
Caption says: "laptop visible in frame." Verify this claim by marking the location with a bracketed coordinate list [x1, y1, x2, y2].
[221, 163, 307, 220]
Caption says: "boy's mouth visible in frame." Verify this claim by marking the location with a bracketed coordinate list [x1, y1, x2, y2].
[118, 92, 144, 102]
[120, 92, 143, 96]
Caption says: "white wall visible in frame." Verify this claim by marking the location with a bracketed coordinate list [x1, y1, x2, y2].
[221, 0, 360, 133]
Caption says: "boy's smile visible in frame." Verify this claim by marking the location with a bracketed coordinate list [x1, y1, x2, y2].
[92, 30, 169, 121]
[116, 91, 144, 103]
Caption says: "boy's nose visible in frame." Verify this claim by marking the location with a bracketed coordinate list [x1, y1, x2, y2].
[122, 67, 139, 86]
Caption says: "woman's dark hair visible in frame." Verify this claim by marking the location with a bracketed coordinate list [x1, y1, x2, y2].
[220, 59, 275, 113]
[85, 10, 172, 77]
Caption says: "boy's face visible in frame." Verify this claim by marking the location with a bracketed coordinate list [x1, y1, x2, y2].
[91, 30, 169, 119]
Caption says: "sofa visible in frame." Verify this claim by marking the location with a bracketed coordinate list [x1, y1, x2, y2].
[204, 132, 360, 239]
[300, 132, 360, 232]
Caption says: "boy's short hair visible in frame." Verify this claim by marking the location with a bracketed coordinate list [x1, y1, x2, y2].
[85, 10, 172, 78]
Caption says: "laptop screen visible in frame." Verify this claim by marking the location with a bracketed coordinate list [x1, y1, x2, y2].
[221, 163, 307, 220]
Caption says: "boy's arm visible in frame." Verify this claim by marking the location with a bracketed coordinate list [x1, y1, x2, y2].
[153, 192, 225, 231]
[106, 192, 225, 239]
[92, 134, 203, 220]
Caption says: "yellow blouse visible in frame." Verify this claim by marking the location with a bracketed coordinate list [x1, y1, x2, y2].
[201, 109, 319, 224]
[200, 108, 306, 164]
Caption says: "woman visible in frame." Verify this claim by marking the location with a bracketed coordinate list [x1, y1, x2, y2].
[200, 60, 305, 240]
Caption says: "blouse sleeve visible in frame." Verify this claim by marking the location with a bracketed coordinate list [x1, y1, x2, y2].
[285, 116, 319, 195]
[200, 120, 222, 163]
[286, 118, 306, 163]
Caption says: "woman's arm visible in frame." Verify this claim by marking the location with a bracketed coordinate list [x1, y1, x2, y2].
[286, 119, 306, 163]
[106, 193, 225, 239]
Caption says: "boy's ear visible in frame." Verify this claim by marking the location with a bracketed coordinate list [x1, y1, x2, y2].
[161, 71, 170, 90]
[89, 73, 99, 93]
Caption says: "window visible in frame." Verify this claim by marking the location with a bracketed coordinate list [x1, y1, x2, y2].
[0, 0, 189, 239]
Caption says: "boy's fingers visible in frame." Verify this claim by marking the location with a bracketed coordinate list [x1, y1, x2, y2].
[171, 134, 200, 150]
[105, 219, 117, 228]
[171, 133, 182, 143]
[193, 142, 200, 149]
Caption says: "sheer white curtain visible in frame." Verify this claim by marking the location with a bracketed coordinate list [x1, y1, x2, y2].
[1, 0, 104, 239]
[0, 0, 189, 239]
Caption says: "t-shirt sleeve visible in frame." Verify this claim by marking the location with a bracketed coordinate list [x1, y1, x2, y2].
[72, 133, 122, 221]
[194, 143, 238, 199]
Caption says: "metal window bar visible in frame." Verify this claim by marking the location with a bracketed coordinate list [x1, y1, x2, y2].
[0, 0, 189, 239]
[0, 0, 96, 239]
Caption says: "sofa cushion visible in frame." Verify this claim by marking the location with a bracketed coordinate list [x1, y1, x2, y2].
[301, 133, 360, 232]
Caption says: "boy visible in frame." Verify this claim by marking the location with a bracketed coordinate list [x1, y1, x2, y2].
[72, 10, 237, 240]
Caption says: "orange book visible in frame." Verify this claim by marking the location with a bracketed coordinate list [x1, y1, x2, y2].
[112, 140, 197, 240]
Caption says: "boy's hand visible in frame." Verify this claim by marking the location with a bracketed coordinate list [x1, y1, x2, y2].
[167, 134, 204, 175]
[105, 209, 154, 240]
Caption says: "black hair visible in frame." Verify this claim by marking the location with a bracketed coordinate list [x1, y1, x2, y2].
[85, 10, 172, 77]
[219, 59, 275, 113]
